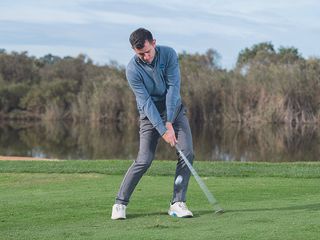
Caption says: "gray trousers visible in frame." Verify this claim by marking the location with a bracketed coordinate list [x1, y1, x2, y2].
[115, 104, 194, 206]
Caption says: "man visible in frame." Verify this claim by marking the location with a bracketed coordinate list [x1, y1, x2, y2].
[111, 28, 194, 220]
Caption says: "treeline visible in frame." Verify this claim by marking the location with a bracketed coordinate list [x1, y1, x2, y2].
[0, 43, 319, 126]
[0, 50, 136, 124]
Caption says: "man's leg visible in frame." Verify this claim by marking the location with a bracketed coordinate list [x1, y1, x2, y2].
[171, 105, 194, 203]
[115, 118, 160, 206]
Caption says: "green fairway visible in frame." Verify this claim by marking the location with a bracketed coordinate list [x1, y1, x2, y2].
[0, 161, 320, 240]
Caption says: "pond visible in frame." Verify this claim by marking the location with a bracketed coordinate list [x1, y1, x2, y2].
[0, 121, 319, 162]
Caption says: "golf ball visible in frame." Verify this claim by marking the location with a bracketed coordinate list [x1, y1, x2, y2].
[175, 175, 183, 185]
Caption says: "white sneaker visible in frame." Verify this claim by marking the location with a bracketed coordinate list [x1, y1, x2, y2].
[111, 204, 126, 220]
[168, 202, 193, 218]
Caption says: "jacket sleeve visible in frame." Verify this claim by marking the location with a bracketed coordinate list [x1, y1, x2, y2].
[126, 67, 167, 136]
[165, 48, 181, 122]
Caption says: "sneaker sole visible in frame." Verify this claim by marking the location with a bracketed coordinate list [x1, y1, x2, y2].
[168, 211, 193, 218]
[111, 217, 126, 220]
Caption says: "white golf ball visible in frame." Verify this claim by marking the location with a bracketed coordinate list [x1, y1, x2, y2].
[175, 175, 183, 185]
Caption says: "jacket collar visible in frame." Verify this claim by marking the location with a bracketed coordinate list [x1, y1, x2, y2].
[134, 46, 159, 66]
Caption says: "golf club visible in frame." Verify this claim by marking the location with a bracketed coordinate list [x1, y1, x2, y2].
[175, 144, 224, 214]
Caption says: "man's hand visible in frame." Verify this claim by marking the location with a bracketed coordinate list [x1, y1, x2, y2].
[162, 122, 177, 147]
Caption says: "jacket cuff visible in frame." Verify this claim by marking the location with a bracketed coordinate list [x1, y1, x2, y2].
[167, 115, 174, 123]
[156, 124, 167, 136]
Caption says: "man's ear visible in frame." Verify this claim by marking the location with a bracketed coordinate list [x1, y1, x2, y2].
[152, 39, 156, 47]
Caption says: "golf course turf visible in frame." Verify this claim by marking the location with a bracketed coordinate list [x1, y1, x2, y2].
[0, 160, 319, 240]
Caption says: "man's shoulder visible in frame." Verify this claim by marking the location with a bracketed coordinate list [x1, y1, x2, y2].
[127, 56, 137, 69]
[126, 56, 140, 75]
[157, 45, 176, 55]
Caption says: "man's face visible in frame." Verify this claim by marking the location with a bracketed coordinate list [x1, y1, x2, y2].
[133, 39, 156, 64]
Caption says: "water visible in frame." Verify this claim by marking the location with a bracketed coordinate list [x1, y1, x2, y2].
[0, 121, 320, 162]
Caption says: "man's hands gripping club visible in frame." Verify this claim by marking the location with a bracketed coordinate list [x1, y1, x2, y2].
[162, 122, 178, 147]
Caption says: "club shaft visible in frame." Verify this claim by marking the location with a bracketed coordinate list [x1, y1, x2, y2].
[175, 145, 223, 212]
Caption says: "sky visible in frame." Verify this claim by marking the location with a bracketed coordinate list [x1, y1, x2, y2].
[0, 0, 319, 69]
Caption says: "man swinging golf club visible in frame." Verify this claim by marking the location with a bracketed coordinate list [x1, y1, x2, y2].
[111, 28, 194, 219]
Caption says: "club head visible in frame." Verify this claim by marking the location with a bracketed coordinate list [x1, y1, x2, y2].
[215, 208, 225, 215]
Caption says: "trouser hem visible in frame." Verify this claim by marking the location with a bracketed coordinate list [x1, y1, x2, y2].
[115, 199, 129, 206]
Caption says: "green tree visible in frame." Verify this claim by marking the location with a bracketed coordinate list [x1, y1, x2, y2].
[237, 42, 275, 68]
[277, 46, 302, 64]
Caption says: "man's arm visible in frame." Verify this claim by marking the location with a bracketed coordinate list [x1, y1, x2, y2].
[164, 48, 181, 146]
[165, 48, 181, 123]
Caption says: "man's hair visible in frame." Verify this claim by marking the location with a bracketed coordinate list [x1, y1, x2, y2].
[129, 28, 153, 49]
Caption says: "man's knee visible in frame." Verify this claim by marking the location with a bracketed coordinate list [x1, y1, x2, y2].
[134, 145, 156, 173]
[133, 160, 152, 173]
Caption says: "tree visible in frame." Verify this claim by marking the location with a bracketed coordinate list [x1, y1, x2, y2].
[237, 42, 275, 68]
[39, 54, 62, 65]
[0, 51, 39, 83]
[179, 48, 221, 70]
[277, 46, 302, 64]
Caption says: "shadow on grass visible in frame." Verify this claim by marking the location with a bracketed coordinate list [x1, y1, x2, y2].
[127, 212, 167, 219]
[124, 203, 320, 219]
[127, 211, 200, 219]
[196, 203, 320, 216]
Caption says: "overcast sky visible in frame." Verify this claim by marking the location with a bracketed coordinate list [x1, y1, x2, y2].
[0, 0, 319, 69]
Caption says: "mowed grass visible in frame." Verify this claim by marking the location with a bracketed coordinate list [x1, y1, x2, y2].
[0, 160, 320, 240]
